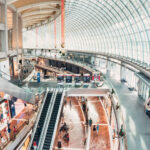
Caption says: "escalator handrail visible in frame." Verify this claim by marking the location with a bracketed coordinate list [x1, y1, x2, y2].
[49, 89, 65, 150]
[37, 88, 58, 149]
[0, 69, 13, 79]
[27, 89, 49, 150]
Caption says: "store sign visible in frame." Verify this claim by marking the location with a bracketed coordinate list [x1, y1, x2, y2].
[57, 74, 64, 83]
[83, 74, 90, 83]
[92, 72, 100, 81]
[74, 74, 81, 83]
[37, 72, 40, 83]
[66, 75, 72, 83]
[9, 100, 16, 118]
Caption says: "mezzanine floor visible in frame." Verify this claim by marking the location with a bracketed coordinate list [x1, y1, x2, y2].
[109, 78, 150, 150]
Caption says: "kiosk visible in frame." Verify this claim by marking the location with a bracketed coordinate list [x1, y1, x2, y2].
[66, 74, 72, 83]
[83, 74, 90, 83]
[37, 72, 40, 83]
[92, 72, 100, 81]
[74, 74, 81, 87]
[83, 74, 90, 88]
[57, 74, 64, 86]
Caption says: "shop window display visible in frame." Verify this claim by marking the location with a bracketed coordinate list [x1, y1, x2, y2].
[0, 100, 10, 124]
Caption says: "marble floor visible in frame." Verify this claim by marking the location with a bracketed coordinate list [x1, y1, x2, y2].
[53, 96, 111, 150]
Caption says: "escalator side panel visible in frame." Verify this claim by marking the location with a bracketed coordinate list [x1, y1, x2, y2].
[30, 92, 52, 150]
[42, 93, 62, 150]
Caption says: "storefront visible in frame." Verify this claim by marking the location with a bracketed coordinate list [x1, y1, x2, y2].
[136, 73, 150, 101]
[0, 92, 26, 125]
[0, 92, 11, 124]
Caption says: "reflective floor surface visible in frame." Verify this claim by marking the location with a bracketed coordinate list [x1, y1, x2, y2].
[53, 96, 110, 150]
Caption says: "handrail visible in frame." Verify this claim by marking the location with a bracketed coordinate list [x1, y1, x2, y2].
[49, 89, 64, 150]
[27, 89, 49, 150]
[0, 69, 12, 80]
[24, 48, 150, 78]
[23, 51, 127, 150]
[37, 88, 57, 149]
[16, 130, 32, 150]
[105, 79, 128, 150]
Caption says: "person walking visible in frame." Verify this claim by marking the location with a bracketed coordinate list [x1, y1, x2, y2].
[64, 99, 67, 106]
[7, 121, 10, 129]
[93, 125, 96, 132]
[7, 127, 11, 140]
[69, 99, 72, 110]
[33, 141, 37, 150]
[13, 126, 17, 139]
[119, 124, 125, 137]
[37, 125, 41, 136]
[83, 137, 86, 146]
[96, 124, 99, 134]
[89, 118, 92, 127]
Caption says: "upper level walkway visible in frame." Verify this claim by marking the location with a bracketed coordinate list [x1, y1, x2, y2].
[109, 78, 150, 150]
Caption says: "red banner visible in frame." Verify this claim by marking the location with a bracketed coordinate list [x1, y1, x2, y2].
[54, 20, 56, 48]
[61, 0, 65, 48]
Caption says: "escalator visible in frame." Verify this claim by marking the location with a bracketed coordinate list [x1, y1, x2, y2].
[30, 92, 53, 150]
[42, 92, 62, 150]
[0, 70, 35, 103]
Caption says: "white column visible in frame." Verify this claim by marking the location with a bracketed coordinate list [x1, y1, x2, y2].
[106, 58, 111, 77]
[12, 12, 18, 50]
[18, 16, 22, 49]
[0, 1, 8, 55]
[120, 62, 123, 81]
[4, 0, 8, 54]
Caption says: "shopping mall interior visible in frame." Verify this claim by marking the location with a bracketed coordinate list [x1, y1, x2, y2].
[0, 0, 150, 150]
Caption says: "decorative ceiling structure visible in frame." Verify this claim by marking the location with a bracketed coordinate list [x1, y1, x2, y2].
[7, 0, 61, 28]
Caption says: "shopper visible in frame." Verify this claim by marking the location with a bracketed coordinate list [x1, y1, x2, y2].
[37, 125, 41, 136]
[24, 102, 27, 107]
[96, 124, 99, 134]
[13, 126, 17, 139]
[58, 140, 62, 148]
[64, 99, 67, 106]
[119, 125, 125, 137]
[116, 102, 120, 110]
[33, 141, 37, 150]
[8, 127, 11, 134]
[61, 111, 64, 122]
[93, 125, 96, 131]
[69, 99, 72, 110]
[82, 103, 86, 112]
[7, 121, 10, 128]
[89, 118, 92, 127]
[83, 137, 86, 146]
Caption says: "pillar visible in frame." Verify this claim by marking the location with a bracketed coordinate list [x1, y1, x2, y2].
[12, 12, 18, 50]
[12, 12, 23, 50]
[54, 20, 56, 48]
[12, 12, 23, 79]
[0, 0, 8, 55]
[120, 63, 126, 81]
[106, 58, 111, 77]
[4, 0, 8, 54]
[120, 63, 123, 81]
[18, 16, 22, 49]
[61, 0, 65, 48]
